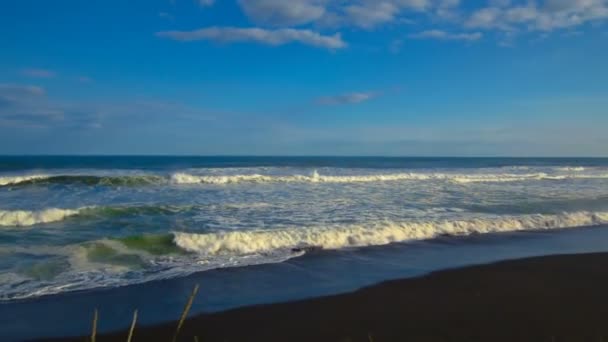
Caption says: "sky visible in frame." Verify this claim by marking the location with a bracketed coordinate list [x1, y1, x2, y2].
[0, 0, 607, 156]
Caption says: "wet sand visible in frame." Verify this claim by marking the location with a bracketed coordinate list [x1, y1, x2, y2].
[42, 252, 608, 342]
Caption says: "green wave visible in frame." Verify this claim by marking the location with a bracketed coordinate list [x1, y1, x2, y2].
[114, 234, 188, 255]
[83, 234, 188, 268]
[0, 205, 192, 227]
[85, 243, 147, 268]
[79, 205, 188, 219]
[13, 175, 165, 187]
[18, 259, 70, 281]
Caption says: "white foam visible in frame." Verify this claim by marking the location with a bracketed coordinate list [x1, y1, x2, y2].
[174, 211, 608, 256]
[556, 167, 586, 172]
[170, 170, 608, 185]
[450, 173, 561, 183]
[171, 172, 277, 184]
[2, 168, 607, 187]
[0, 242, 302, 301]
[0, 208, 83, 227]
[0, 174, 50, 186]
[4, 211, 608, 301]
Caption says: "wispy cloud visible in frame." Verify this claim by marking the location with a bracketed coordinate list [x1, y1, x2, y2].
[342, 2, 401, 29]
[465, 0, 608, 32]
[22, 68, 56, 78]
[238, 0, 433, 29]
[239, 0, 326, 26]
[233, 0, 608, 45]
[409, 29, 483, 41]
[77, 76, 93, 83]
[0, 83, 214, 129]
[198, 0, 215, 7]
[0, 84, 67, 127]
[389, 39, 403, 53]
[0, 84, 45, 97]
[157, 26, 347, 49]
[316, 91, 376, 105]
[159, 11, 174, 20]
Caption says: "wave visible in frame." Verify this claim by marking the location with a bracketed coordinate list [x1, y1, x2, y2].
[2, 168, 608, 188]
[113, 234, 189, 256]
[0, 208, 83, 227]
[173, 211, 608, 256]
[0, 205, 186, 227]
[0, 174, 165, 187]
[171, 170, 608, 185]
[556, 167, 586, 172]
[3, 211, 608, 301]
[0, 235, 301, 301]
[0, 174, 51, 186]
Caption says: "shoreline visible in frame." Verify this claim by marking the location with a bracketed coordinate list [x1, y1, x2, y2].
[41, 252, 608, 342]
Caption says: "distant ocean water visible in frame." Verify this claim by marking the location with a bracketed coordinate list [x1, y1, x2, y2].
[1, 156, 608, 302]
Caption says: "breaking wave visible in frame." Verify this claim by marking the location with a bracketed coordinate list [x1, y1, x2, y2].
[0, 205, 186, 227]
[3, 211, 608, 301]
[173, 211, 608, 256]
[0, 174, 51, 186]
[170, 170, 608, 185]
[0, 174, 165, 187]
[556, 167, 586, 172]
[0, 208, 84, 227]
[2, 168, 608, 188]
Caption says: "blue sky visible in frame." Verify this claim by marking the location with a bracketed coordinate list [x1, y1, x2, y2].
[0, 0, 607, 156]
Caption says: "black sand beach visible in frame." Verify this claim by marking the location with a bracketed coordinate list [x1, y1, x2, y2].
[42, 252, 608, 342]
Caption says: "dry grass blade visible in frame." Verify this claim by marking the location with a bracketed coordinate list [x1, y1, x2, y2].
[126, 309, 138, 342]
[91, 308, 98, 342]
[172, 284, 200, 342]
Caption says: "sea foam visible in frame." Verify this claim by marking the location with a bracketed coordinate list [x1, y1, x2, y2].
[0, 208, 84, 227]
[0, 174, 51, 186]
[2, 168, 607, 187]
[170, 170, 608, 185]
[173, 211, 608, 256]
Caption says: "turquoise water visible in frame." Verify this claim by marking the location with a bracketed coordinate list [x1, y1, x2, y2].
[1, 157, 608, 302]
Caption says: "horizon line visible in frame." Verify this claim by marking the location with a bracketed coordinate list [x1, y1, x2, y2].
[0, 155, 607, 159]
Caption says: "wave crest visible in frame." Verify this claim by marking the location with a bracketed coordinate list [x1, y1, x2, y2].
[0, 205, 190, 227]
[2, 168, 608, 187]
[0, 208, 83, 227]
[0, 174, 165, 187]
[173, 211, 608, 256]
[0, 175, 51, 186]
[171, 170, 608, 185]
[556, 167, 586, 172]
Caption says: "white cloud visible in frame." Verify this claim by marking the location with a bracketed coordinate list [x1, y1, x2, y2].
[344, 2, 401, 29]
[239, 0, 325, 26]
[231, 0, 608, 45]
[236, 0, 435, 29]
[466, 7, 505, 29]
[22, 68, 56, 78]
[435, 0, 461, 19]
[157, 26, 346, 49]
[409, 29, 483, 41]
[317, 92, 376, 105]
[465, 0, 608, 33]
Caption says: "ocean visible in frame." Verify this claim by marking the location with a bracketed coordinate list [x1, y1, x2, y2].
[2, 156, 608, 340]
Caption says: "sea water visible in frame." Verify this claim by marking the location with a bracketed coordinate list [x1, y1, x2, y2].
[1, 156, 608, 302]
